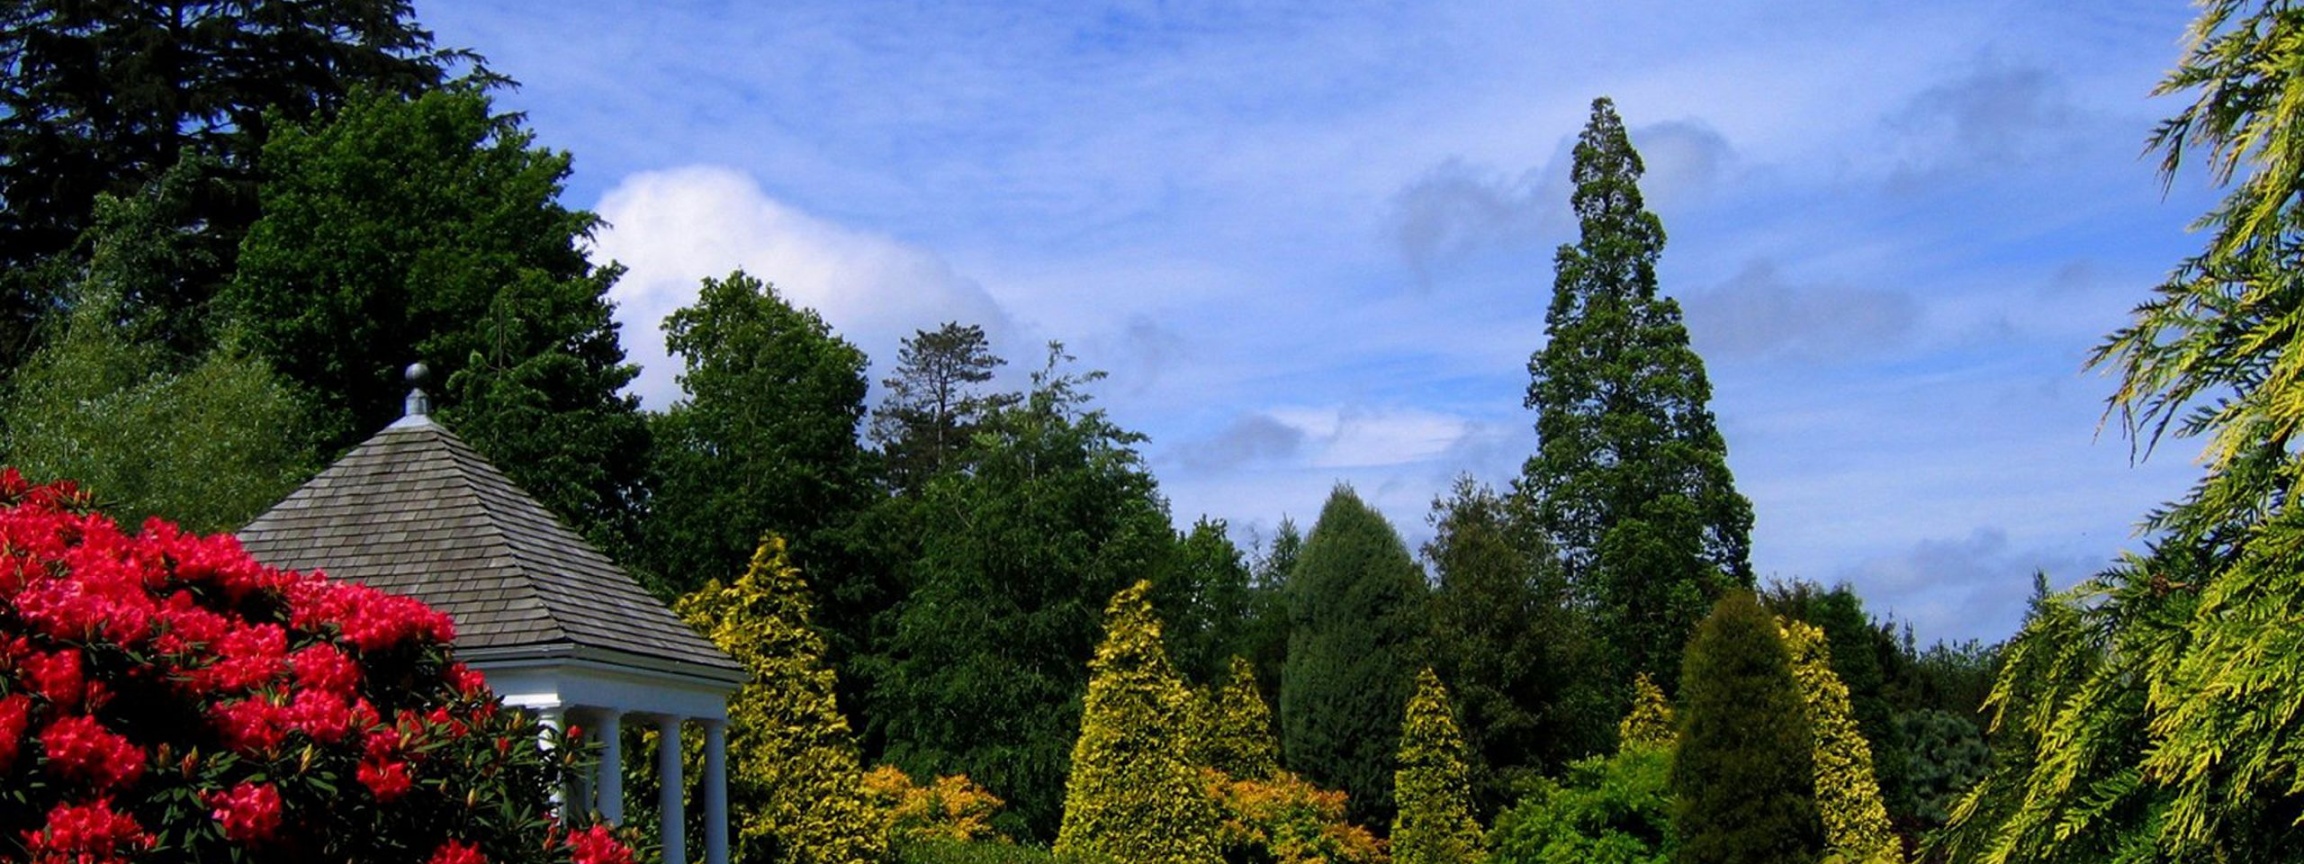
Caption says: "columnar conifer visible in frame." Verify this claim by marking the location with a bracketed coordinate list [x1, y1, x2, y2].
[1281, 484, 1430, 826]
[1393, 668, 1487, 864]
[1671, 590, 1821, 864]
[674, 537, 884, 864]
[1200, 656, 1281, 780]
[1780, 620, 1901, 864]
[1055, 581, 1220, 864]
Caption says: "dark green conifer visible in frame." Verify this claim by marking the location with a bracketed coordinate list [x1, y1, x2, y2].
[1280, 485, 1430, 827]
[1520, 96, 1753, 696]
[1671, 590, 1821, 864]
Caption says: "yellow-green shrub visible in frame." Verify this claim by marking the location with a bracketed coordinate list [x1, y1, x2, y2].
[1197, 656, 1281, 780]
[675, 536, 885, 864]
[1618, 674, 1674, 751]
[1054, 581, 1220, 864]
[1780, 620, 1900, 864]
[1393, 668, 1486, 864]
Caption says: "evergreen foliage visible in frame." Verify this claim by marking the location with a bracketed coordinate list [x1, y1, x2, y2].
[1762, 582, 1911, 822]
[1780, 620, 1900, 864]
[673, 536, 885, 864]
[871, 322, 1012, 496]
[1280, 484, 1431, 828]
[1198, 656, 1281, 781]
[1393, 668, 1487, 864]
[1207, 770, 1388, 864]
[1937, 3, 2304, 860]
[1426, 475, 1608, 808]
[1241, 518, 1302, 712]
[1519, 96, 1753, 697]
[1670, 590, 1820, 864]
[1617, 674, 1673, 752]
[1054, 581, 1220, 864]
[0, 0, 474, 370]
[863, 765, 1009, 848]
[221, 86, 646, 553]
[1891, 709, 1987, 829]
[4, 165, 313, 533]
[877, 345, 1174, 841]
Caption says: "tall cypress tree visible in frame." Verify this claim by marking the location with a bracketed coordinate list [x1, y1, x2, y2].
[1392, 668, 1487, 864]
[1280, 485, 1430, 828]
[1672, 590, 1822, 864]
[1055, 581, 1220, 864]
[1520, 97, 1753, 695]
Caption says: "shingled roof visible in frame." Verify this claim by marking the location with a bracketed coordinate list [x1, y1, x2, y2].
[238, 413, 741, 677]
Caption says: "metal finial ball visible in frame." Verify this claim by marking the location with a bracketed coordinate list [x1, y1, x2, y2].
[405, 362, 430, 386]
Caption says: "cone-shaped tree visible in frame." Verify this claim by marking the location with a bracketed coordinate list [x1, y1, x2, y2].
[1619, 673, 1675, 752]
[1056, 580, 1221, 864]
[1281, 484, 1431, 827]
[1200, 655, 1282, 780]
[1780, 620, 1901, 864]
[1671, 590, 1821, 864]
[1519, 96, 1753, 697]
[674, 536, 885, 864]
[1394, 668, 1487, 864]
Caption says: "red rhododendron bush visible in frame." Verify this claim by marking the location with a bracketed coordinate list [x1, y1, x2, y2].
[0, 470, 633, 864]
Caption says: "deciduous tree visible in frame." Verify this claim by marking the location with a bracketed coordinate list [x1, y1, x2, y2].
[221, 86, 645, 553]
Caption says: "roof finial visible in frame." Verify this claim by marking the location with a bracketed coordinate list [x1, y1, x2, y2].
[404, 362, 432, 418]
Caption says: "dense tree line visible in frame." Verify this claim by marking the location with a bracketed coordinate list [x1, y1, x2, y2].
[27, 3, 2273, 862]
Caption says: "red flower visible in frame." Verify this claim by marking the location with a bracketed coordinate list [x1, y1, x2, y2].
[428, 838, 490, 864]
[205, 781, 284, 844]
[357, 758, 414, 801]
[0, 693, 29, 772]
[20, 797, 151, 863]
[564, 824, 634, 864]
[189, 623, 289, 693]
[20, 648, 83, 708]
[282, 689, 355, 743]
[39, 714, 144, 791]
[209, 698, 286, 755]
[447, 662, 490, 698]
[290, 643, 360, 695]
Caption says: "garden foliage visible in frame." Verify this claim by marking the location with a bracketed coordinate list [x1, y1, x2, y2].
[1391, 669, 1485, 864]
[674, 536, 884, 864]
[0, 470, 629, 863]
[1779, 621, 1899, 864]
[1194, 656, 1280, 781]
[1054, 581, 1219, 864]
[1670, 591, 1820, 864]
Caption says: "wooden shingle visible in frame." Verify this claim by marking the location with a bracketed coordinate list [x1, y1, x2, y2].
[239, 415, 740, 675]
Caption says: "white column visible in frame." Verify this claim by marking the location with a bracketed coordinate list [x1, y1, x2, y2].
[537, 707, 565, 810]
[596, 710, 624, 825]
[656, 715, 686, 864]
[703, 720, 728, 864]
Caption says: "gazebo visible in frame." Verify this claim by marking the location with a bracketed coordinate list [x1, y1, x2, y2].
[238, 377, 745, 864]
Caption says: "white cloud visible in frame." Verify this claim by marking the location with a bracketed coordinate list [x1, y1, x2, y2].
[590, 165, 1014, 408]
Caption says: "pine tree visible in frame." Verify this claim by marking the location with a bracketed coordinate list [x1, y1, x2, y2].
[1519, 96, 1753, 696]
[1055, 580, 1220, 864]
[1199, 655, 1282, 780]
[673, 537, 885, 864]
[1780, 620, 1901, 864]
[1393, 668, 1487, 864]
[1671, 590, 1821, 864]
[1280, 484, 1431, 828]
[870, 321, 1011, 496]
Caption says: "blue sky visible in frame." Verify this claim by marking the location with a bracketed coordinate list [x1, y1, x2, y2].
[414, 0, 2224, 644]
